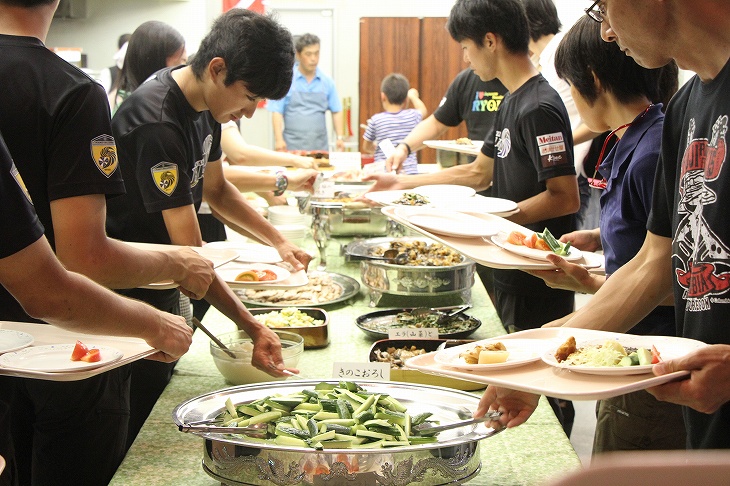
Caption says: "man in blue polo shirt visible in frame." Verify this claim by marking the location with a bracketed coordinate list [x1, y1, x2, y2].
[269, 33, 344, 151]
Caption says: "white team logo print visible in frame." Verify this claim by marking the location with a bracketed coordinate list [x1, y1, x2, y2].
[151, 162, 179, 196]
[10, 162, 33, 204]
[496, 129, 511, 158]
[90, 134, 118, 178]
[191, 134, 213, 188]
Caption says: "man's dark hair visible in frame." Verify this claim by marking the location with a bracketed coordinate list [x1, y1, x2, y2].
[190, 9, 294, 100]
[118, 21, 184, 92]
[295, 33, 320, 53]
[555, 16, 678, 107]
[381, 73, 409, 105]
[522, 0, 561, 42]
[447, 0, 530, 55]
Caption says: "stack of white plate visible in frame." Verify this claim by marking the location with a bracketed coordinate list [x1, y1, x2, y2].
[268, 205, 308, 226]
[274, 224, 308, 244]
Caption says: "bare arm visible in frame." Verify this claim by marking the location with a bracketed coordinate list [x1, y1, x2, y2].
[332, 111, 345, 151]
[573, 123, 600, 146]
[221, 125, 316, 168]
[272, 112, 286, 151]
[362, 139, 377, 154]
[161, 204, 292, 375]
[407, 88, 428, 119]
[50, 194, 214, 299]
[203, 160, 311, 272]
[508, 174, 580, 226]
[222, 167, 319, 194]
[0, 237, 192, 362]
[562, 231, 674, 332]
[367, 152, 494, 192]
[386, 115, 451, 172]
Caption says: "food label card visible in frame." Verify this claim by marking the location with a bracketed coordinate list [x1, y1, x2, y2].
[387, 328, 440, 339]
[333, 361, 390, 381]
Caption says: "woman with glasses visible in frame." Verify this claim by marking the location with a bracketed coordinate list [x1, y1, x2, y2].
[527, 16, 682, 454]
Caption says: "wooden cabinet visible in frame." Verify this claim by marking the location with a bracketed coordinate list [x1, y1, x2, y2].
[359, 17, 468, 164]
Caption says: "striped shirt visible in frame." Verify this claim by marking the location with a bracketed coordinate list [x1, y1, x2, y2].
[363, 109, 423, 174]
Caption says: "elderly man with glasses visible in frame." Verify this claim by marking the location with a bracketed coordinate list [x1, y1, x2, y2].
[476, 0, 730, 452]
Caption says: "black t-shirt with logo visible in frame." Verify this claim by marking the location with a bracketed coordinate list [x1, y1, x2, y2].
[647, 59, 730, 449]
[0, 34, 124, 321]
[0, 134, 44, 259]
[433, 68, 507, 141]
[107, 67, 222, 310]
[481, 74, 575, 295]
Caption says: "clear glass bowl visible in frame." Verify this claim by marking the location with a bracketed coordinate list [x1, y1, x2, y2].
[210, 329, 304, 385]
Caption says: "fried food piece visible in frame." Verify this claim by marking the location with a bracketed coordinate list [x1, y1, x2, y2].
[460, 341, 507, 364]
[455, 137, 473, 145]
[555, 336, 577, 363]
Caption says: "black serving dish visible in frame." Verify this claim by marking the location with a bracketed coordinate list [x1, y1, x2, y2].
[356, 307, 481, 340]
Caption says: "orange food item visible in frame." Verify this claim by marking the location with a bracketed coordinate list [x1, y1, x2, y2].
[235, 270, 259, 282]
[70, 340, 89, 361]
[256, 269, 278, 281]
[507, 231, 527, 245]
[79, 348, 102, 362]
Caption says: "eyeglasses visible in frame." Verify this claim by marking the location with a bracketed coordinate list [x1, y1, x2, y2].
[585, 0, 606, 23]
[588, 105, 652, 190]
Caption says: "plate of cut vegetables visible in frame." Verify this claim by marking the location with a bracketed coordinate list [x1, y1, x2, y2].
[491, 229, 582, 262]
[217, 262, 291, 287]
[542, 335, 706, 375]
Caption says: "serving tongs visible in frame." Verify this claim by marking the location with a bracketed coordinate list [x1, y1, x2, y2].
[411, 304, 472, 325]
[412, 411, 503, 435]
[178, 420, 268, 438]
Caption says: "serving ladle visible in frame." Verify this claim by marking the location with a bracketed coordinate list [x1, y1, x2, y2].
[364, 248, 408, 265]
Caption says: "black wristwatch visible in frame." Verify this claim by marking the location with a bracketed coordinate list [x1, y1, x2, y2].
[273, 171, 288, 196]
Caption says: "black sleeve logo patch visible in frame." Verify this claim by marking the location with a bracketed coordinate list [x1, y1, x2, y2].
[151, 161, 178, 196]
[90, 134, 118, 178]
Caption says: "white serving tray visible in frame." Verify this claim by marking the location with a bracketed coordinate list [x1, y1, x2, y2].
[406, 328, 703, 401]
[382, 206, 604, 271]
[0, 322, 155, 382]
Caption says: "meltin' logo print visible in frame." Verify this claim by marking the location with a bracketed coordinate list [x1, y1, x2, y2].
[90, 135, 118, 178]
[151, 162, 178, 196]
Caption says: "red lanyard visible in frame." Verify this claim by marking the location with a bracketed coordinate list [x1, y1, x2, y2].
[587, 105, 652, 190]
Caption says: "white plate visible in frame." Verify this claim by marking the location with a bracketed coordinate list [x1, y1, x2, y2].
[434, 339, 551, 370]
[217, 262, 291, 287]
[203, 241, 282, 264]
[423, 139, 484, 156]
[413, 184, 476, 199]
[395, 207, 499, 238]
[541, 335, 706, 376]
[490, 232, 583, 262]
[0, 344, 123, 372]
[364, 190, 432, 207]
[0, 329, 34, 354]
[440, 196, 518, 215]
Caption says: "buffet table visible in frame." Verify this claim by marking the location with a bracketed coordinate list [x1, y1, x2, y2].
[110, 238, 581, 486]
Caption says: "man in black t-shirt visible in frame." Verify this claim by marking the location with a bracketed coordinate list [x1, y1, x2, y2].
[367, 0, 578, 332]
[0, 130, 195, 486]
[0, 2, 215, 484]
[474, 0, 730, 453]
[386, 68, 507, 172]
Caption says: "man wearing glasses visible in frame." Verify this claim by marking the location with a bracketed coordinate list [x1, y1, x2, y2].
[477, 0, 730, 451]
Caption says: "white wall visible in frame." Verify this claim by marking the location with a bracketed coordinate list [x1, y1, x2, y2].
[43, 1, 617, 149]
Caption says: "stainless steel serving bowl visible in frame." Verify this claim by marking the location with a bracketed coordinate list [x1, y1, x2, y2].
[345, 237, 475, 306]
[173, 380, 502, 486]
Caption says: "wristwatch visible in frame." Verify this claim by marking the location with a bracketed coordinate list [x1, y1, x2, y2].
[273, 171, 288, 196]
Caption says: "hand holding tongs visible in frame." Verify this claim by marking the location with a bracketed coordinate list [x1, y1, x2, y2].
[412, 411, 503, 435]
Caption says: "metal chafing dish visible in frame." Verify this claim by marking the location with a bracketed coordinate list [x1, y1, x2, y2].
[173, 380, 502, 486]
[306, 181, 389, 237]
[345, 237, 475, 306]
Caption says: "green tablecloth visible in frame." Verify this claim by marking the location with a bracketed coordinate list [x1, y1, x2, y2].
[110, 239, 581, 485]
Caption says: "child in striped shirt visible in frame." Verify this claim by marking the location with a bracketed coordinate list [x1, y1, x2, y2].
[363, 73, 427, 174]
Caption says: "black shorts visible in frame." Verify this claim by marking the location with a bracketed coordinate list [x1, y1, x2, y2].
[0, 366, 131, 486]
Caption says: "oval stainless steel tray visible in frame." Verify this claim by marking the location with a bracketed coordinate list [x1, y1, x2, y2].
[236, 272, 360, 308]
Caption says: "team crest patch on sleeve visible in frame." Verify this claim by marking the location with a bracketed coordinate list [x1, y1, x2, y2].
[536, 132, 567, 167]
[151, 162, 179, 196]
[90, 135, 118, 177]
[10, 162, 33, 204]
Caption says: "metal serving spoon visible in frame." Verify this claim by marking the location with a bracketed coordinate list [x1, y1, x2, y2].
[362, 248, 408, 265]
